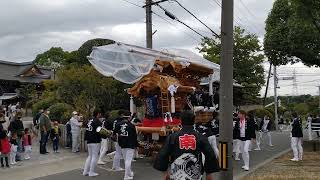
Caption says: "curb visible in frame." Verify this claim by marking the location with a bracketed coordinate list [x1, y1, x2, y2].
[234, 148, 291, 180]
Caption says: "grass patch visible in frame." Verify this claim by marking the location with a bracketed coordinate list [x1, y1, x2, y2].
[243, 151, 320, 180]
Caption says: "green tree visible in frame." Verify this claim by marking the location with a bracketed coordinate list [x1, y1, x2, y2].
[264, 0, 320, 66]
[199, 26, 265, 104]
[293, 103, 309, 116]
[66, 38, 115, 65]
[55, 65, 129, 118]
[34, 47, 69, 68]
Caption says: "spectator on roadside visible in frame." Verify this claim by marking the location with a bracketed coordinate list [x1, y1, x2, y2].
[0, 128, 10, 168]
[8, 111, 24, 161]
[51, 121, 61, 153]
[65, 119, 72, 149]
[70, 111, 82, 153]
[10, 132, 18, 165]
[39, 109, 51, 154]
[23, 128, 32, 160]
[33, 109, 43, 127]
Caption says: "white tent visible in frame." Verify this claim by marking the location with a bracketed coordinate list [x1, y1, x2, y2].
[88, 42, 220, 84]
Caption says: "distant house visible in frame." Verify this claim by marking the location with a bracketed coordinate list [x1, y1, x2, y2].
[0, 60, 53, 104]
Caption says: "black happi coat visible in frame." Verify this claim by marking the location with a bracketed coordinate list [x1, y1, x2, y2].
[154, 126, 219, 180]
[114, 120, 138, 149]
[207, 118, 219, 136]
[259, 119, 272, 131]
[84, 118, 102, 144]
[194, 123, 213, 138]
[234, 118, 256, 141]
[291, 118, 303, 138]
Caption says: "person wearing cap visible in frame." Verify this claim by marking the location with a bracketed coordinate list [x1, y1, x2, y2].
[83, 110, 103, 177]
[113, 110, 138, 180]
[154, 111, 219, 180]
[70, 111, 81, 153]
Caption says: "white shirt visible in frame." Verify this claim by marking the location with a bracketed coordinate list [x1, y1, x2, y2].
[70, 116, 81, 133]
[240, 119, 246, 138]
[262, 119, 269, 132]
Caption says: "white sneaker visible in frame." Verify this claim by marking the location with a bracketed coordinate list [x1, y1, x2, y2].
[97, 161, 106, 165]
[124, 176, 134, 180]
[235, 157, 240, 161]
[254, 148, 261, 151]
[269, 144, 274, 147]
[24, 157, 30, 160]
[89, 172, 99, 177]
[290, 158, 299, 162]
[242, 166, 249, 171]
[111, 167, 125, 171]
[129, 171, 134, 177]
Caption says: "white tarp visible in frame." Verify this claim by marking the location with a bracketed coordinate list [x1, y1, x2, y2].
[0, 93, 18, 100]
[88, 42, 220, 84]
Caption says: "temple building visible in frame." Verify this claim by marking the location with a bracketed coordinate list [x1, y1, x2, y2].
[0, 60, 52, 104]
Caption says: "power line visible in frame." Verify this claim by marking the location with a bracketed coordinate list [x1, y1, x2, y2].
[210, 0, 241, 27]
[120, 0, 142, 8]
[172, 0, 220, 38]
[157, 4, 207, 38]
[152, 11, 201, 43]
[239, 0, 259, 20]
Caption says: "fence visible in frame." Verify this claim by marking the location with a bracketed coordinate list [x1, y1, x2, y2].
[59, 125, 114, 152]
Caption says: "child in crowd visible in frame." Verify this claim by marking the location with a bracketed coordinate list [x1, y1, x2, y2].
[0, 129, 10, 168]
[51, 121, 61, 153]
[10, 132, 18, 165]
[23, 128, 32, 160]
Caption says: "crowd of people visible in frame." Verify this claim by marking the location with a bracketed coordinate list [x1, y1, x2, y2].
[0, 103, 34, 168]
[0, 102, 307, 180]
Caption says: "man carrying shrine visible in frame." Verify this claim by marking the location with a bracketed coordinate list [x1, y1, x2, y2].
[153, 111, 220, 180]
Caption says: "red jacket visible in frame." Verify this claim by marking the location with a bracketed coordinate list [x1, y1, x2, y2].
[0, 137, 11, 154]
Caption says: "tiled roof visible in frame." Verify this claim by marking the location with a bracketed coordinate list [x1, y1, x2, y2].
[0, 60, 52, 83]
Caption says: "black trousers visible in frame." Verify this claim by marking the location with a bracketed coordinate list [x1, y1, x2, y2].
[0, 156, 9, 166]
[40, 131, 49, 154]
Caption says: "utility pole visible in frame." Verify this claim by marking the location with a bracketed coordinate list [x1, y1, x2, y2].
[274, 65, 278, 130]
[145, 0, 153, 48]
[317, 86, 320, 109]
[144, 0, 169, 49]
[219, 0, 234, 179]
[263, 63, 272, 106]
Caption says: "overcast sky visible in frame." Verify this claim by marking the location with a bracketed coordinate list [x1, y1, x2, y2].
[1, 0, 319, 96]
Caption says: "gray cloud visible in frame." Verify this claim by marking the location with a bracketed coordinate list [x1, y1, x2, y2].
[10, 0, 320, 97]
[0, 0, 273, 62]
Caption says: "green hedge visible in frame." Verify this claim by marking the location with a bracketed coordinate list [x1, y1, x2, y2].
[48, 103, 73, 124]
[32, 98, 56, 116]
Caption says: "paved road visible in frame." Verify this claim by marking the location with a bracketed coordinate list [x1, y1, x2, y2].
[30, 131, 291, 180]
